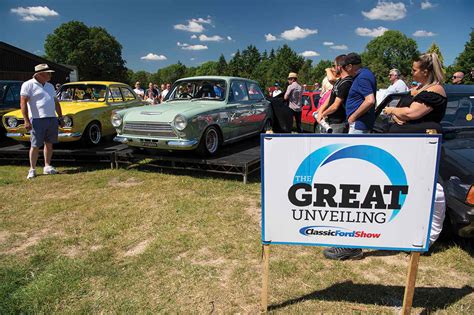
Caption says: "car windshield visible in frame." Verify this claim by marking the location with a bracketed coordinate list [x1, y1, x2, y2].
[441, 95, 474, 129]
[166, 79, 227, 101]
[58, 84, 107, 102]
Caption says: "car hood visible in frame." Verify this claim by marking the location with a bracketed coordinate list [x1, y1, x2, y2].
[122, 100, 225, 122]
[442, 135, 474, 183]
[3, 101, 105, 118]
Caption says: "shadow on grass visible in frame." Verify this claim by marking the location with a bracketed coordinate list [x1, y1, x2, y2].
[126, 162, 262, 184]
[268, 281, 474, 312]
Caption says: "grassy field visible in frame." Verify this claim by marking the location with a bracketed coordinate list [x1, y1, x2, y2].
[0, 164, 473, 313]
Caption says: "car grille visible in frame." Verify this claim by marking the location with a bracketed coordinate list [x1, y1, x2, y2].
[123, 121, 177, 138]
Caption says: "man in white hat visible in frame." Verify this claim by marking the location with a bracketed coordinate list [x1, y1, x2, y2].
[284, 72, 303, 133]
[20, 64, 64, 179]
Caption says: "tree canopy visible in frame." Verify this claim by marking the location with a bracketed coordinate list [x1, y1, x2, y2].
[361, 30, 419, 88]
[45, 21, 128, 82]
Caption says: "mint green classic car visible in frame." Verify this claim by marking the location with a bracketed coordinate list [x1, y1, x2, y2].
[112, 76, 272, 155]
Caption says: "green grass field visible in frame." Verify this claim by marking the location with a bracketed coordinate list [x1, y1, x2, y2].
[0, 164, 473, 313]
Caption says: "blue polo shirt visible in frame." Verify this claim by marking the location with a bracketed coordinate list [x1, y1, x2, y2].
[345, 68, 377, 130]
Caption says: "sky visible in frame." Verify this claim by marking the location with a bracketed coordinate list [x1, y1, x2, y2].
[1, 0, 473, 73]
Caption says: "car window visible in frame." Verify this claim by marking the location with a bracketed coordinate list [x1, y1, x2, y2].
[248, 83, 264, 100]
[166, 79, 226, 101]
[108, 87, 124, 103]
[120, 87, 136, 101]
[302, 95, 311, 108]
[229, 81, 249, 102]
[312, 94, 320, 106]
[441, 95, 474, 128]
[59, 84, 107, 102]
[10, 85, 21, 102]
[4, 88, 14, 102]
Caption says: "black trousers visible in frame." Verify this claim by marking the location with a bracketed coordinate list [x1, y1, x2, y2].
[292, 110, 303, 133]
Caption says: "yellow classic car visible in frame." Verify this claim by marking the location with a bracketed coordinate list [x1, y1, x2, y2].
[2, 81, 145, 146]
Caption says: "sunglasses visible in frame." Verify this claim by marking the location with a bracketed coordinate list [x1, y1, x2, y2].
[452, 76, 460, 79]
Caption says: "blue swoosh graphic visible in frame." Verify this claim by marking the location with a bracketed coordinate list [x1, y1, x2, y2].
[294, 144, 408, 221]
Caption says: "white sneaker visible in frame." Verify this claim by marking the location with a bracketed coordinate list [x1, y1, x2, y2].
[27, 169, 36, 179]
[43, 166, 58, 175]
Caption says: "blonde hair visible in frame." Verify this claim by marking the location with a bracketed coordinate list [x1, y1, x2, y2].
[320, 76, 333, 97]
[415, 53, 444, 89]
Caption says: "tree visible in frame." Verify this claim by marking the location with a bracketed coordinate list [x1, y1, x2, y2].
[312, 60, 333, 85]
[45, 21, 128, 82]
[240, 45, 261, 79]
[130, 71, 151, 87]
[452, 29, 474, 84]
[155, 62, 187, 84]
[216, 54, 228, 75]
[426, 42, 445, 67]
[195, 61, 218, 76]
[361, 30, 419, 88]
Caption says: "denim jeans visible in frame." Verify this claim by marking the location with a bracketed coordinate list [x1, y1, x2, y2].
[348, 122, 370, 134]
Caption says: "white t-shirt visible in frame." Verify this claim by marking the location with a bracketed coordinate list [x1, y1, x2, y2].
[386, 79, 409, 95]
[20, 78, 57, 119]
[134, 88, 145, 99]
[161, 89, 169, 99]
[272, 89, 282, 97]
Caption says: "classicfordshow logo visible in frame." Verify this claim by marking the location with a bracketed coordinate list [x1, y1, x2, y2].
[288, 144, 409, 231]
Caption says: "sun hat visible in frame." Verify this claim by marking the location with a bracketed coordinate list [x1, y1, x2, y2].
[287, 72, 298, 79]
[34, 64, 55, 73]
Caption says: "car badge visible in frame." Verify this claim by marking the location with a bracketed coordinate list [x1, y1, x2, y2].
[141, 111, 162, 115]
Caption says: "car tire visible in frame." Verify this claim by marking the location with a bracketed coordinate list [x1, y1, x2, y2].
[197, 126, 220, 156]
[81, 121, 102, 146]
[261, 119, 272, 133]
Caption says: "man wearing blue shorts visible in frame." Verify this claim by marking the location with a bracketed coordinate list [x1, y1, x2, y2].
[20, 64, 64, 179]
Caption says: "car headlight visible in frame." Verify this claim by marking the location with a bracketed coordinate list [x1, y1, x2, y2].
[7, 117, 18, 128]
[173, 115, 187, 131]
[62, 116, 73, 128]
[111, 112, 123, 128]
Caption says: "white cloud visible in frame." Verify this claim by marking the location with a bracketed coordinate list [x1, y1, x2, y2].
[299, 51, 320, 57]
[191, 17, 212, 24]
[141, 53, 167, 61]
[355, 26, 388, 37]
[227, 36, 232, 41]
[177, 42, 188, 47]
[265, 33, 277, 41]
[174, 20, 205, 33]
[174, 17, 212, 33]
[421, 1, 436, 9]
[362, 1, 407, 21]
[190, 58, 196, 61]
[280, 26, 318, 41]
[413, 30, 436, 37]
[182, 44, 208, 51]
[190, 34, 197, 39]
[11, 6, 58, 22]
[330, 45, 348, 50]
[323, 41, 334, 46]
[199, 34, 223, 42]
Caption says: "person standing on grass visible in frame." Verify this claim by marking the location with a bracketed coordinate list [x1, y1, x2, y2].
[21, 64, 64, 179]
[284, 72, 303, 133]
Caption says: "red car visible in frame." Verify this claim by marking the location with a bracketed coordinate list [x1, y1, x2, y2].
[301, 91, 321, 132]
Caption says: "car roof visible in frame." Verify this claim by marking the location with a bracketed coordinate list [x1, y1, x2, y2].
[177, 76, 259, 84]
[62, 81, 128, 86]
[0, 80, 23, 84]
[443, 84, 474, 94]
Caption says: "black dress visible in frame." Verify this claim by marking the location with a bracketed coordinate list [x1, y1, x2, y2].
[389, 90, 447, 134]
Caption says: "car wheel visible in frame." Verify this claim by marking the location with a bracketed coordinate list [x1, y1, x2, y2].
[261, 119, 272, 133]
[82, 121, 102, 146]
[197, 126, 220, 156]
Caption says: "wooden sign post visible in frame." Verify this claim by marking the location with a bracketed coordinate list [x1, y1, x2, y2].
[261, 244, 270, 312]
[402, 252, 421, 314]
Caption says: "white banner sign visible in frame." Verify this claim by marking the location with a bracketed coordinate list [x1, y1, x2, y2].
[262, 135, 441, 251]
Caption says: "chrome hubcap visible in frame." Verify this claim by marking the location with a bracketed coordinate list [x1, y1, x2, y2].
[205, 129, 218, 153]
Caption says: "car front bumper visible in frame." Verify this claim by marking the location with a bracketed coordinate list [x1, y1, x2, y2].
[6, 132, 82, 142]
[114, 135, 199, 150]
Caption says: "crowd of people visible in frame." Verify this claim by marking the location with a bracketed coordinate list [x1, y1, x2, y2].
[133, 81, 172, 104]
[277, 51, 449, 260]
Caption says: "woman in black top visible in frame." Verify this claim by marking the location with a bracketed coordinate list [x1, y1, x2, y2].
[383, 53, 447, 134]
[384, 52, 447, 248]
